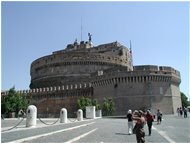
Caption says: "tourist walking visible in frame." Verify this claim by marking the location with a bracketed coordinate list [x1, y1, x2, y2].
[179, 107, 183, 117]
[184, 107, 187, 118]
[146, 110, 154, 136]
[157, 109, 162, 124]
[127, 109, 133, 135]
[132, 110, 146, 143]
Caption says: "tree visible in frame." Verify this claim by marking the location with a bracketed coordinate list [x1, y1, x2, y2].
[181, 92, 189, 108]
[92, 99, 101, 110]
[77, 97, 101, 115]
[77, 97, 91, 111]
[1, 87, 30, 117]
[102, 97, 115, 116]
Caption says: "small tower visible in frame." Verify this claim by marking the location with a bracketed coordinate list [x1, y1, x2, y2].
[88, 33, 93, 47]
[73, 38, 78, 49]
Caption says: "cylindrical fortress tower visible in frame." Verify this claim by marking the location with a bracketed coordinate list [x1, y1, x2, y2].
[30, 41, 133, 88]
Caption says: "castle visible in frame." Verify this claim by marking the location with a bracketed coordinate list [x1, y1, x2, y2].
[2, 34, 182, 117]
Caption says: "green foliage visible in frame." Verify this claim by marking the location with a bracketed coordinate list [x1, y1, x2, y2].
[188, 101, 190, 106]
[1, 87, 30, 116]
[77, 97, 101, 112]
[102, 97, 115, 116]
[92, 99, 101, 110]
[181, 92, 189, 108]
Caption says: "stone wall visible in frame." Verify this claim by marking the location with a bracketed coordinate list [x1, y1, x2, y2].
[33, 85, 92, 117]
[92, 66, 181, 115]
[1, 65, 181, 116]
[2, 83, 93, 118]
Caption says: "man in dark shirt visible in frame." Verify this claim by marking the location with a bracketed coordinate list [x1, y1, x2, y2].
[127, 109, 133, 134]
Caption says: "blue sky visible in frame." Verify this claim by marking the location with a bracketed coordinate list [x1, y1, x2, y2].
[1, 2, 189, 98]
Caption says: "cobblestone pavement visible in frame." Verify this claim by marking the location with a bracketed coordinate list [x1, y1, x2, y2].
[1, 114, 190, 143]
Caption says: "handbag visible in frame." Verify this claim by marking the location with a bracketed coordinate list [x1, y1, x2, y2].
[133, 124, 138, 134]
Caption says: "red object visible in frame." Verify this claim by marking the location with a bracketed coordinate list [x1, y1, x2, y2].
[146, 113, 154, 122]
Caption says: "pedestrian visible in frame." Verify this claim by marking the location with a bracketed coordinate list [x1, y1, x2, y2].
[179, 107, 183, 117]
[177, 107, 180, 116]
[127, 109, 133, 135]
[1, 115, 4, 120]
[184, 107, 187, 118]
[157, 109, 162, 124]
[132, 110, 146, 143]
[146, 110, 154, 136]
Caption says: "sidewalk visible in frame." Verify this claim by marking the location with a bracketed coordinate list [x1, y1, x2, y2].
[1, 117, 99, 132]
[1, 114, 190, 143]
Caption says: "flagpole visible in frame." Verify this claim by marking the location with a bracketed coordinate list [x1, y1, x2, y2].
[130, 40, 133, 71]
[81, 17, 83, 41]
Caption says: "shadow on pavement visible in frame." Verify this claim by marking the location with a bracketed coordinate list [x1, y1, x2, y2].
[115, 132, 129, 136]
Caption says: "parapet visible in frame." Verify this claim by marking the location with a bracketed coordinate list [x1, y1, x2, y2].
[1, 83, 92, 96]
[133, 65, 180, 77]
[96, 41, 122, 49]
[133, 65, 158, 71]
[159, 66, 180, 76]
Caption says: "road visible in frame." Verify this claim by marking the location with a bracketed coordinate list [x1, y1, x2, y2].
[1, 114, 190, 143]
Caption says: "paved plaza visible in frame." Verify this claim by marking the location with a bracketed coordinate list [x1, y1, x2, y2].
[1, 114, 190, 143]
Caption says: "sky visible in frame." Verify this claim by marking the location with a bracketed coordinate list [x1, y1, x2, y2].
[1, 1, 189, 99]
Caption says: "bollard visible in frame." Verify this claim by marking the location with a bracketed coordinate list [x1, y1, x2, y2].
[77, 109, 83, 121]
[60, 108, 67, 123]
[26, 105, 37, 127]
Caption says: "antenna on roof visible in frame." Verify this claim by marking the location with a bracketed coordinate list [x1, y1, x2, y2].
[130, 40, 133, 71]
[81, 17, 83, 41]
[129, 40, 132, 55]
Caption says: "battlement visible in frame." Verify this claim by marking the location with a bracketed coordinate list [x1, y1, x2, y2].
[95, 41, 123, 50]
[1, 83, 92, 96]
[133, 65, 158, 71]
[89, 65, 181, 87]
[133, 65, 180, 77]
[159, 66, 180, 76]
